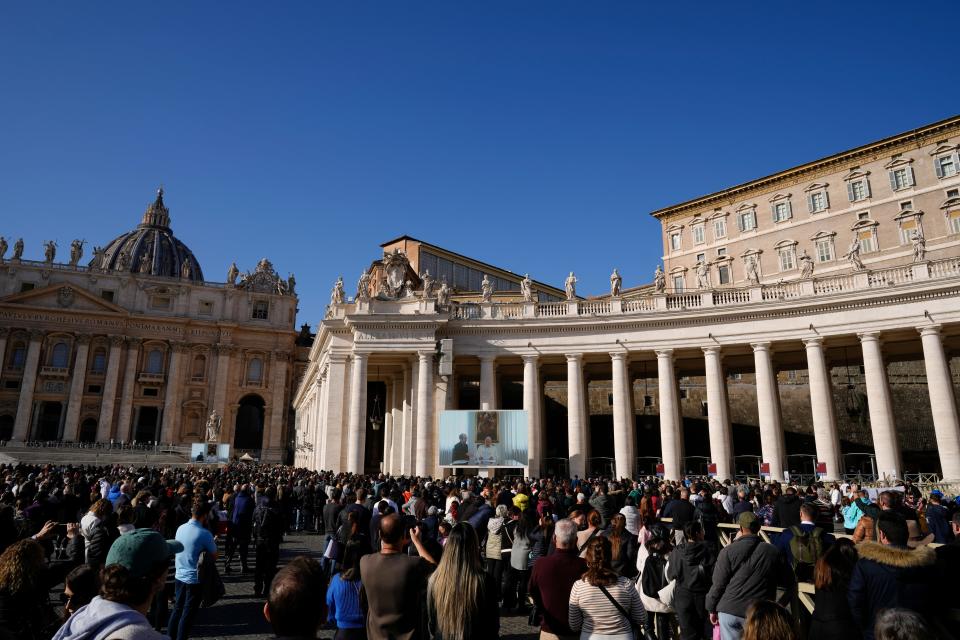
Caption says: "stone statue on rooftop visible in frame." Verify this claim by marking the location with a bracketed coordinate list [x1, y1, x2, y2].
[799, 249, 814, 278]
[421, 270, 434, 298]
[845, 237, 865, 271]
[437, 279, 450, 306]
[69, 239, 85, 267]
[115, 250, 129, 271]
[610, 269, 622, 297]
[181, 258, 192, 279]
[227, 262, 239, 286]
[695, 259, 710, 289]
[520, 274, 533, 302]
[287, 273, 296, 294]
[205, 410, 222, 443]
[0, 237, 7, 263]
[43, 240, 57, 264]
[357, 268, 371, 302]
[745, 257, 760, 284]
[480, 274, 493, 302]
[565, 272, 577, 300]
[331, 276, 345, 305]
[654, 265, 665, 293]
[403, 280, 414, 298]
[912, 229, 926, 263]
[12, 238, 23, 261]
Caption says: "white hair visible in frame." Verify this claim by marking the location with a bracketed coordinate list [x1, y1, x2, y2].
[554, 519, 578, 548]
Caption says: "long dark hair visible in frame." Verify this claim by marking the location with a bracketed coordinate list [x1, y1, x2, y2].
[814, 538, 857, 591]
[340, 539, 364, 582]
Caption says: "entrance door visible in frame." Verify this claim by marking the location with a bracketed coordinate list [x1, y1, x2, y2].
[36, 402, 63, 440]
[134, 407, 159, 443]
[0, 415, 13, 441]
[235, 395, 265, 451]
[79, 418, 97, 443]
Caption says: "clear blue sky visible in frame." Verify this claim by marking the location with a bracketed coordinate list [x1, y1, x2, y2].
[2, 3, 957, 327]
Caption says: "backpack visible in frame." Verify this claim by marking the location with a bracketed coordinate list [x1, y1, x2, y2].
[641, 552, 669, 598]
[788, 526, 824, 574]
[254, 504, 280, 542]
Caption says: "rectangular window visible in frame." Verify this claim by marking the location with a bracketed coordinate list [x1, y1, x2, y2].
[947, 188, 960, 199]
[643, 395, 654, 407]
[890, 167, 914, 191]
[936, 154, 958, 178]
[848, 179, 869, 202]
[808, 191, 827, 213]
[815, 239, 834, 263]
[717, 247, 727, 256]
[100, 290, 115, 302]
[718, 264, 730, 285]
[20, 283, 35, 292]
[252, 301, 269, 320]
[900, 201, 912, 211]
[772, 201, 791, 222]
[949, 211, 960, 235]
[858, 230, 876, 253]
[692, 225, 705, 245]
[714, 218, 727, 238]
[696, 253, 705, 262]
[670, 233, 681, 251]
[898, 218, 918, 245]
[739, 210, 756, 231]
[679, 388, 688, 399]
[778, 248, 795, 271]
[672, 275, 684, 292]
[87, 384, 102, 394]
[198, 300, 213, 316]
[150, 296, 171, 310]
[143, 387, 159, 397]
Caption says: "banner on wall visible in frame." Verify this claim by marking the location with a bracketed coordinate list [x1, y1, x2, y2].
[437, 410, 528, 468]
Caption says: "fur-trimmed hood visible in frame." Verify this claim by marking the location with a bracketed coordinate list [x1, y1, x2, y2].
[856, 541, 936, 568]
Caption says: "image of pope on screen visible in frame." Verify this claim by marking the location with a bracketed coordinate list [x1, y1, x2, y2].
[438, 410, 528, 468]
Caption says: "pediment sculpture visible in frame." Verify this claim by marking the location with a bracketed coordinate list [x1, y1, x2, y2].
[237, 258, 292, 295]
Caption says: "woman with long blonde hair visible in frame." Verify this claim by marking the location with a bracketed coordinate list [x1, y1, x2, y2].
[426, 522, 498, 640]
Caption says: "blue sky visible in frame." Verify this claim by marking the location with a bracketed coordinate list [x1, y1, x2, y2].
[1, 2, 957, 326]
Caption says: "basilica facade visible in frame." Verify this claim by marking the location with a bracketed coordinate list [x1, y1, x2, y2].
[295, 115, 960, 483]
[0, 190, 305, 463]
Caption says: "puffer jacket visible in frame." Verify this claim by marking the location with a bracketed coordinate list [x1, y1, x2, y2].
[80, 512, 111, 567]
[848, 542, 939, 640]
[485, 516, 505, 560]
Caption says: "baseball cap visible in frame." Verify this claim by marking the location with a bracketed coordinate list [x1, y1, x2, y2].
[737, 511, 758, 528]
[105, 529, 183, 577]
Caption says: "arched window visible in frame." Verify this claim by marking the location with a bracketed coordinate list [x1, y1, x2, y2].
[51, 342, 70, 368]
[146, 349, 164, 374]
[91, 348, 107, 374]
[191, 355, 206, 380]
[10, 343, 26, 369]
[247, 358, 263, 384]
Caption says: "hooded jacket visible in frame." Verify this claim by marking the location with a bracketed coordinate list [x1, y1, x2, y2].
[848, 542, 938, 640]
[705, 534, 792, 618]
[667, 541, 715, 593]
[771, 493, 801, 528]
[51, 596, 166, 640]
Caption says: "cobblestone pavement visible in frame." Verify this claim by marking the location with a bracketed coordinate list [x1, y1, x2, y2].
[190, 530, 538, 640]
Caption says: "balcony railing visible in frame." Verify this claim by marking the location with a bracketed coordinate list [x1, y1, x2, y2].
[40, 366, 69, 377]
[138, 372, 165, 383]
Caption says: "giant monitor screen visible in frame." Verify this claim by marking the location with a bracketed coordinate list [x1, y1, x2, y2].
[438, 410, 528, 468]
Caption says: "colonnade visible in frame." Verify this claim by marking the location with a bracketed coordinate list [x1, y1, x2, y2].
[310, 324, 960, 482]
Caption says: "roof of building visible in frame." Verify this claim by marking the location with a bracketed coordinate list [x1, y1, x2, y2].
[650, 113, 960, 221]
[90, 188, 204, 282]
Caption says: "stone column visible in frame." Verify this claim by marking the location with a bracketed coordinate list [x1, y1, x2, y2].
[312, 373, 325, 471]
[566, 353, 586, 479]
[656, 349, 683, 481]
[415, 350, 433, 478]
[115, 338, 143, 442]
[346, 352, 369, 474]
[160, 342, 186, 444]
[0, 328, 9, 375]
[522, 355, 542, 474]
[211, 344, 234, 419]
[479, 355, 496, 410]
[610, 352, 634, 480]
[383, 377, 395, 475]
[390, 376, 403, 474]
[752, 342, 786, 481]
[266, 351, 289, 456]
[919, 326, 960, 480]
[95, 335, 125, 442]
[399, 364, 413, 474]
[12, 330, 44, 441]
[702, 346, 733, 480]
[803, 338, 842, 481]
[62, 334, 91, 442]
[859, 332, 901, 480]
[321, 355, 348, 471]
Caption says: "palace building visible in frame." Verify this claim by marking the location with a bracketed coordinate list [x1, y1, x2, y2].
[295, 115, 960, 482]
[0, 189, 306, 462]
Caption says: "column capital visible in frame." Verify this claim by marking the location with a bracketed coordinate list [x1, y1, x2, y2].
[416, 350, 433, 362]
[213, 343, 236, 356]
[0, 328, 9, 339]
[327, 352, 349, 364]
[29, 329, 46, 342]
[654, 348, 674, 359]
[478, 354, 497, 363]
[918, 324, 942, 338]
[108, 334, 125, 347]
[521, 354, 540, 364]
[609, 351, 628, 362]
[170, 341, 191, 353]
[802, 336, 824, 348]
[857, 331, 881, 343]
[564, 353, 583, 363]
[750, 341, 772, 352]
[75, 333, 93, 345]
[701, 345, 722, 356]
[271, 350, 292, 362]
[126, 336, 143, 347]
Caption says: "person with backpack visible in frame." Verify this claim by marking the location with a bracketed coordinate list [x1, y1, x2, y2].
[252, 487, 283, 598]
[774, 503, 834, 582]
[668, 521, 715, 640]
[693, 489, 721, 554]
[637, 523, 675, 639]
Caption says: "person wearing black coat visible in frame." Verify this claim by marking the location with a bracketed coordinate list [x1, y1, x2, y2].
[807, 540, 859, 640]
[668, 522, 716, 640]
[772, 487, 802, 528]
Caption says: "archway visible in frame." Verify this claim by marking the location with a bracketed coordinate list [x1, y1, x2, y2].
[134, 407, 159, 443]
[234, 395, 265, 451]
[36, 402, 63, 440]
[79, 418, 97, 443]
[0, 415, 13, 441]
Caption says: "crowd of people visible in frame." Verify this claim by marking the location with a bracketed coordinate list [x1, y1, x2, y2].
[0, 460, 958, 640]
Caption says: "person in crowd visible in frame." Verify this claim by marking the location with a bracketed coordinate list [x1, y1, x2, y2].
[661, 488, 695, 545]
[693, 488, 721, 552]
[53, 529, 182, 640]
[604, 513, 638, 578]
[637, 523, 674, 639]
[668, 521, 715, 640]
[529, 512, 553, 565]
[774, 502, 834, 582]
[619, 496, 640, 536]
[589, 484, 613, 529]
[529, 518, 587, 640]
[79, 498, 114, 569]
[741, 600, 797, 640]
[568, 536, 647, 639]
[360, 513, 436, 640]
[772, 487, 801, 528]
[503, 508, 536, 613]
[873, 608, 931, 640]
[924, 492, 951, 544]
[848, 511, 938, 640]
[168, 497, 217, 640]
[263, 556, 327, 640]
[576, 510, 603, 558]
[326, 540, 366, 639]
[706, 512, 791, 640]
[60, 564, 101, 622]
[754, 494, 774, 527]
[485, 503, 509, 603]
[731, 491, 753, 519]
[225, 484, 254, 574]
[253, 487, 285, 597]
[427, 522, 498, 640]
[807, 539, 858, 640]
[0, 521, 83, 640]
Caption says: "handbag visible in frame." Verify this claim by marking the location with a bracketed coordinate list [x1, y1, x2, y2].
[598, 584, 656, 640]
[323, 534, 344, 561]
[657, 578, 676, 608]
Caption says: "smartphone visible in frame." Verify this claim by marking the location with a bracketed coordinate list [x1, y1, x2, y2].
[54, 523, 68, 537]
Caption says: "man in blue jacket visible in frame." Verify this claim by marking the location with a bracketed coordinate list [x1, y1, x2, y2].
[774, 502, 834, 581]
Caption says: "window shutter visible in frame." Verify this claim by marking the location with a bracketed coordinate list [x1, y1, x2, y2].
[771, 204, 778, 223]
[786, 201, 793, 219]
[847, 181, 855, 201]
[889, 170, 898, 191]
[823, 190, 830, 209]
[736, 214, 744, 231]
[906, 166, 915, 186]
[864, 179, 871, 198]
[935, 157, 945, 179]
[807, 193, 815, 213]
[955, 152, 960, 173]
